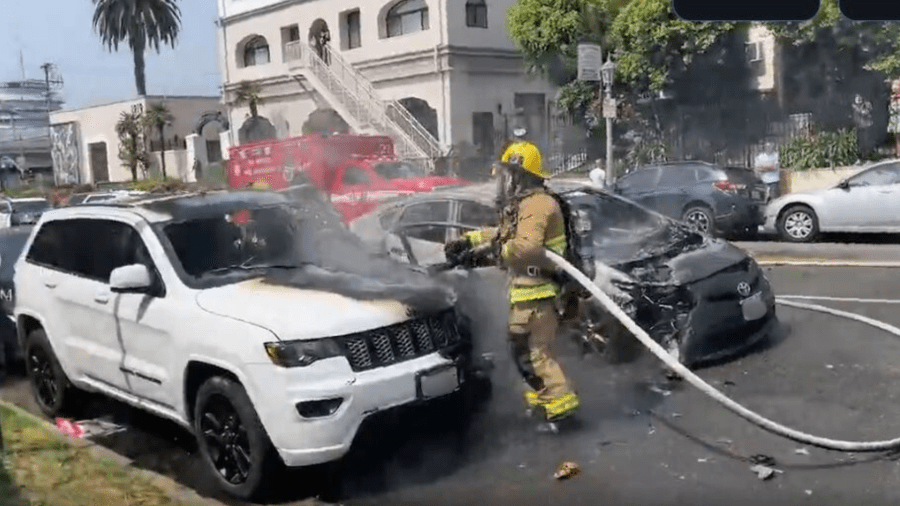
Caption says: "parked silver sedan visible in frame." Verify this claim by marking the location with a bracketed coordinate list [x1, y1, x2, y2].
[762, 159, 900, 242]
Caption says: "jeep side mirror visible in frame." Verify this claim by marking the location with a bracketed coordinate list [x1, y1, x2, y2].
[110, 264, 153, 293]
[838, 179, 850, 190]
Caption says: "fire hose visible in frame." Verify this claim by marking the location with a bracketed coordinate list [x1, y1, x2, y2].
[545, 250, 900, 452]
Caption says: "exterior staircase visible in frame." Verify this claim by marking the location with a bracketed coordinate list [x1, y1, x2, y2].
[284, 41, 443, 172]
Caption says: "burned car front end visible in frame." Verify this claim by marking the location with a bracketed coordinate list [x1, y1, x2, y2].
[560, 186, 778, 367]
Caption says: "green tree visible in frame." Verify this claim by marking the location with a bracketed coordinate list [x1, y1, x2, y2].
[609, 0, 736, 94]
[91, 0, 182, 96]
[143, 103, 174, 180]
[234, 80, 262, 118]
[115, 111, 147, 182]
[507, 0, 735, 114]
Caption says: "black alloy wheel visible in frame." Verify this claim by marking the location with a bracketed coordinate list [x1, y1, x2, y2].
[199, 393, 253, 485]
[193, 376, 281, 501]
[28, 345, 59, 412]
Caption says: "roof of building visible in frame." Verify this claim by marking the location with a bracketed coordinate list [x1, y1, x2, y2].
[50, 95, 222, 116]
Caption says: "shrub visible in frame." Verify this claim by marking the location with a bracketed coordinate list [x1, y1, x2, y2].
[779, 128, 859, 170]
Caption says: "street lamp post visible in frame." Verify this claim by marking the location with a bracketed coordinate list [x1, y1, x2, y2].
[600, 55, 617, 188]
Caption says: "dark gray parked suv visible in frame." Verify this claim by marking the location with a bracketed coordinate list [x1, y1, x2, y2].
[612, 161, 768, 238]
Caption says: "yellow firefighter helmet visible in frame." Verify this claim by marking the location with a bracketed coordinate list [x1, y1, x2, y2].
[500, 140, 548, 179]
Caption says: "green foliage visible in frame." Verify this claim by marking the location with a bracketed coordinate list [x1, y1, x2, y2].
[507, 0, 735, 113]
[779, 129, 859, 170]
[115, 111, 149, 182]
[609, 0, 736, 92]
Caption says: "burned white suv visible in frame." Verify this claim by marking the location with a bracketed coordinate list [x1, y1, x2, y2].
[13, 190, 470, 500]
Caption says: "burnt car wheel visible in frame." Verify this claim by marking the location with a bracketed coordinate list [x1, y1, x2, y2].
[778, 205, 818, 243]
[25, 328, 81, 418]
[194, 376, 282, 501]
[682, 206, 714, 235]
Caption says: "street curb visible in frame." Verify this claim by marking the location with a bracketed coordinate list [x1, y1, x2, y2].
[0, 399, 229, 506]
[757, 260, 900, 267]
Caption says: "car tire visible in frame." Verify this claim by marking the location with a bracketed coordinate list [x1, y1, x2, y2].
[682, 206, 715, 236]
[777, 205, 819, 243]
[193, 375, 283, 501]
[24, 328, 82, 418]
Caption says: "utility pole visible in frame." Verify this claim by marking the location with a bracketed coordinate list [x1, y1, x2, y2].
[600, 55, 618, 188]
[40, 63, 52, 114]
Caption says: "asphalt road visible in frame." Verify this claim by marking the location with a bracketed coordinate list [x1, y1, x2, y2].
[5, 262, 900, 506]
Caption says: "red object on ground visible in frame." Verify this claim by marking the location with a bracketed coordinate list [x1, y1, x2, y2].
[55, 418, 85, 439]
[226, 133, 470, 223]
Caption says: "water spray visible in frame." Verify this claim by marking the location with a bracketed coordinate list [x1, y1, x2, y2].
[546, 250, 900, 452]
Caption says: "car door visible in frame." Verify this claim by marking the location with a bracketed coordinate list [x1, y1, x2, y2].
[394, 200, 453, 266]
[817, 164, 900, 229]
[652, 166, 699, 218]
[613, 168, 661, 208]
[111, 221, 177, 409]
[26, 218, 130, 391]
[0, 201, 11, 228]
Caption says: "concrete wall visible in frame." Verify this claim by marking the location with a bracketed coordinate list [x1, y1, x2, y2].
[784, 166, 862, 194]
[148, 149, 191, 181]
[50, 96, 224, 184]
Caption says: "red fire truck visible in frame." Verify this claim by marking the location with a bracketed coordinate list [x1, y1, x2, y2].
[226, 133, 469, 222]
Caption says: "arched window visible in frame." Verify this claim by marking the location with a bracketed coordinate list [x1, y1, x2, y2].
[386, 0, 429, 38]
[466, 0, 487, 28]
[243, 36, 270, 67]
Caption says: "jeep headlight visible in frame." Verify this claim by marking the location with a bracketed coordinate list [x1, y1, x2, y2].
[264, 339, 343, 367]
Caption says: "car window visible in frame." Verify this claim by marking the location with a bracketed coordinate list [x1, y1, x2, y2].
[617, 168, 659, 189]
[658, 168, 697, 186]
[11, 201, 50, 213]
[850, 163, 900, 187]
[458, 201, 498, 227]
[0, 202, 11, 213]
[399, 201, 451, 224]
[26, 219, 143, 283]
[342, 166, 372, 186]
[399, 201, 451, 243]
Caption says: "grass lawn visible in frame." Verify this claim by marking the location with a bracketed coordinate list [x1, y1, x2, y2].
[0, 405, 203, 506]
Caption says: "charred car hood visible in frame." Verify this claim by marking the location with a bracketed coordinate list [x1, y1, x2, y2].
[195, 276, 425, 340]
[663, 239, 749, 284]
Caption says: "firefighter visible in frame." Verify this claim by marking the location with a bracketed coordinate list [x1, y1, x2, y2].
[444, 126, 581, 423]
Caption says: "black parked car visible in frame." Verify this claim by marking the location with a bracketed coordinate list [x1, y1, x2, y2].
[0, 225, 33, 370]
[612, 161, 768, 238]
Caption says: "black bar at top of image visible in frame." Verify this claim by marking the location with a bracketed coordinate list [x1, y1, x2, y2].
[673, 0, 821, 21]
[840, 0, 900, 21]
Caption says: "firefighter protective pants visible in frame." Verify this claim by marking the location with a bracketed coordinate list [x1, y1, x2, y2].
[508, 297, 575, 404]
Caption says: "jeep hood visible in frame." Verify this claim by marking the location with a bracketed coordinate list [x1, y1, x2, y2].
[196, 277, 420, 340]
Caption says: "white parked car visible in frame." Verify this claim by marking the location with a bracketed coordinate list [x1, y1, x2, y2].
[13, 190, 470, 500]
[0, 197, 51, 228]
[762, 159, 900, 242]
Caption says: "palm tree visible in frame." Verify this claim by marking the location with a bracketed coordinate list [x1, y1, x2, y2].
[115, 110, 146, 181]
[234, 81, 262, 118]
[92, 0, 182, 96]
[143, 103, 174, 180]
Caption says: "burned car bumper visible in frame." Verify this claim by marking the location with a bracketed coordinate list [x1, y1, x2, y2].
[678, 261, 777, 365]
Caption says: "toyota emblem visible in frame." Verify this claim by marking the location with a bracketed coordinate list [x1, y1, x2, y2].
[737, 282, 752, 297]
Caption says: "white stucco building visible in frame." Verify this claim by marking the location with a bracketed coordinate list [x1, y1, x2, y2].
[49, 96, 226, 185]
[216, 0, 557, 166]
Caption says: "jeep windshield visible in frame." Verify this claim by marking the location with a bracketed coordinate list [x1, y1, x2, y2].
[158, 204, 315, 285]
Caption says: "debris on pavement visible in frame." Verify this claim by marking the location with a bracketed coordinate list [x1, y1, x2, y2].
[697, 458, 711, 463]
[537, 422, 560, 434]
[716, 438, 734, 445]
[554, 461, 580, 480]
[648, 424, 656, 435]
[805, 490, 813, 495]
[794, 447, 810, 456]
[826, 364, 835, 369]
[723, 380, 736, 387]
[750, 454, 777, 466]
[749, 464, 779, 480]
[55, 418, 85, 439]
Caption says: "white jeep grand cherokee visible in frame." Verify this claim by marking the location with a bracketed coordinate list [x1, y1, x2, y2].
[14, 190, 470, 500]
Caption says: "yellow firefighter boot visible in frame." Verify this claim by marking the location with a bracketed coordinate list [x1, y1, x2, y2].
[524, 390, 544, 408]
[544, 392, 581, 422]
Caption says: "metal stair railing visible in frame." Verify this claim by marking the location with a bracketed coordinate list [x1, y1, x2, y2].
[286, 41, 443, 164]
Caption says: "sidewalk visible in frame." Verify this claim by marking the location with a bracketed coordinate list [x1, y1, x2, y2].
[733, 240, 900, 266]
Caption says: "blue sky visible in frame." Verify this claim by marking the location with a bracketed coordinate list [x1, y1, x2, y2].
[1, 0, 221, 109]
